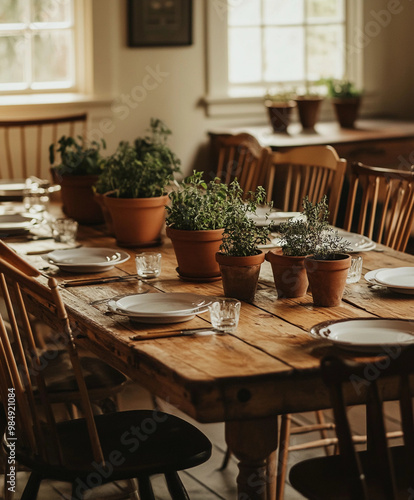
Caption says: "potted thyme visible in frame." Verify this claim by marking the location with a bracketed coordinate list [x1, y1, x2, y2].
[323, 78, 363, 128]
[95, 119, 181, 247]
[49, 135, 106, 224]
[266, 196, 351, 305]
[216, 182, 270, 302]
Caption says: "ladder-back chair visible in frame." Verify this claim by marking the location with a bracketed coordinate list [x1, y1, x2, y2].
[343, 162, 414, 252]
[0, 256, 212, 500]
[290, 347, 414, 499]
[266, 145, 347, 225]
[0, 114, 87, 181]
[213, 133, 272, 196]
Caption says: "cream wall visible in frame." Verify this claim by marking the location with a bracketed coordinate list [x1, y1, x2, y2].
[90, 0, 414, 177]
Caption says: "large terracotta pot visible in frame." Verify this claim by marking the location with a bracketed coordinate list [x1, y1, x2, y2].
[53, 173, 104, 225]
[294, 96, 324, 129]
[166, 227, 224, 280]
[216, 252, 265, 303]
[304, 254, 351, 307]
[265, 100, 297, 133]
[332, 97, 361, 128]
[104, 195, 168, 247]
[265, 249, 308, 298]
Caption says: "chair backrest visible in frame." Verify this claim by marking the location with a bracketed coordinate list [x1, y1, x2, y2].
[214, 133, 272, 196]
[0, 249, 105, 467]
[0, 114, 88, 181]
[321, 346, 414, 500]
[266, 145, 347, 225]
[343, 162, 414, 252]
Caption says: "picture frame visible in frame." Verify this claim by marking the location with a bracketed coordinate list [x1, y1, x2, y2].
[128, 0, 192, 47]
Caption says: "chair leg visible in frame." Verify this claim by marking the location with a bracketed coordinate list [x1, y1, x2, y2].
[165, 472, 190, 500]
[21, 472, 42, 500]
[138, 476, 156, 500]
[315, 410, 332, 455]
[275, 414, 292, 500]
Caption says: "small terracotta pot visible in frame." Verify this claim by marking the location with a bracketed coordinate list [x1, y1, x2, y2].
[332, 97, 361, 128]
[216, 252, 265, 302]
[52, 172, 104, 225]
[265, 100, 297, 133]
[166, 227, 224, 280]
[265, 249, 308, 298]
[294, 96, 324, 129]
[304, 254, 351, 307]
[104, 194, 168, 247]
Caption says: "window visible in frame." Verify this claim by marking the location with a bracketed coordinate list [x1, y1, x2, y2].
[206, 0, 362, 115]
[0, 0, 76, 93]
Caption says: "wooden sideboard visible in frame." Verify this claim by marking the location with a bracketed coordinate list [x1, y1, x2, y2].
[209, 118, 414, 169]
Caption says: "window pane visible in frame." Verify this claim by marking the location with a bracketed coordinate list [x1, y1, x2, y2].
[307, 25, 344, 80]
[229, 27, 261, 83]
[31, 0, 72, 24]
[264, 27, 304, 82]
[0, 0, 26, 24]
[33, 30, 72, 84]
[263, 0, 304, 26]
[0, 35, 27, 84]
[307, 0, 344, 22]
[228, 0, 260, 26]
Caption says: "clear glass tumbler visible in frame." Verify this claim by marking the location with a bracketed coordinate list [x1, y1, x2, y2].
[208, 298, 241, 333]
[135, 252, 162, 279]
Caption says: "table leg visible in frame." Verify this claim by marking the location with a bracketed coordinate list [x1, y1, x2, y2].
[225, 416, 278, 500]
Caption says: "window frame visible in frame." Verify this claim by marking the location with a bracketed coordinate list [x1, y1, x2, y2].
[204, 0, 363, 117]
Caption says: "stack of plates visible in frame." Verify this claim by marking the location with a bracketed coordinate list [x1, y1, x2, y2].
[248, 209, 301, 227]
[108, 292, 212, 324]
[0, 213, 40, 235]
[42, 247, 130, 273]
[336, 229, 376, 253]
[365, 267, 414, 294]
[310, 318, 414, 353]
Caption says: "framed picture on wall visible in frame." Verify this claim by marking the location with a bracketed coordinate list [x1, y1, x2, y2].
[128, 0, 193, 47]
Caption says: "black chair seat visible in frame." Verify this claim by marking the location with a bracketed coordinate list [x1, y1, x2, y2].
[15, 410, 212, 483]
[289, 445, 412, 500]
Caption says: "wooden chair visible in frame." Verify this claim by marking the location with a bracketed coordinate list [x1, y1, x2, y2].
[289, 347, 414, 499]
[0, 255, 212, 500]
[213, 133, 272, 195]
[266, 145, 347, 225]
[343, 162, 414, 252]
[0, 114, 87, 181]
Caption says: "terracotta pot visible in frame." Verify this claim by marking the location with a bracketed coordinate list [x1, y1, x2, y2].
[265, 100, 297, 133]
[166, 227, 224, 280]
[304, 254, 351, 307]
[294, 96, 324, 129]
[265, 249, 308, 298]
[216, 252, 265, 302]
[104, 195, 168, 247]
[332, 97, 361, 128]
[94, 192, 114, 236]
[52, 173, 104, 225]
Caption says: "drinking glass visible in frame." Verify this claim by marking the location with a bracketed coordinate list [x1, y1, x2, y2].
[208, 298, 241, 333]
[346, 256, 363, 284]
[135, 252, 162, 279]
[50, 218, 78, 243]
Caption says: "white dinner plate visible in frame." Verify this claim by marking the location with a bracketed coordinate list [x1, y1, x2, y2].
[0, 214, 39, 234]
[336, 230, 376, 253]
[107, 303, 198, 324]
[42, 247, 130, 273]
[112, 293, 212, 317]
[248, 210, 301, 227]
[310, 318, 414, 352]
[374, 267, 414, 289]
[364, 268, 414, 295]
[0, 180, 28, 197]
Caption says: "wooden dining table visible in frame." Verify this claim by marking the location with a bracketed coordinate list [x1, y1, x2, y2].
[7, 222, 414, 500]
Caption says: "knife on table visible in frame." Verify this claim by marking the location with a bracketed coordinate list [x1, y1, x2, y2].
[61, 274, 140, 287]
[130, 327, 217, 341]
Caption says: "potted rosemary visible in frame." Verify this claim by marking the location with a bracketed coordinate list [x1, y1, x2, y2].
[95, 119, 181, 247]
[323, 78, 363, 128]
[266, 196, 351, 305]
[216, 183, 270, 302]
[49, 135, 106, 224]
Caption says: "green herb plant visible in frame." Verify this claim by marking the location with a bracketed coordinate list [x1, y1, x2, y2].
[278, 195, 351, 259]
[49, 136, 106, 176]
[220, 183, 271, 257]
[95, 119, 181, 199]
[322, 78, 362, 98]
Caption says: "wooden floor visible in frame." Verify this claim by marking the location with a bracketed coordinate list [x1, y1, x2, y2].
[0, 380, 403, 500]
